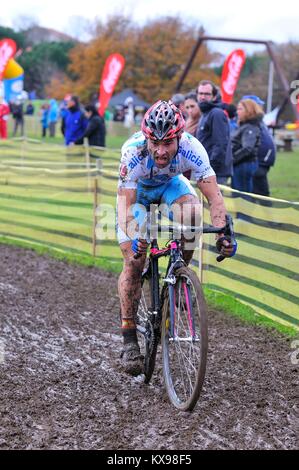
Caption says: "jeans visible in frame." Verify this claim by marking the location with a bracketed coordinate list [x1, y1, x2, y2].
[232, 160, 258, 193]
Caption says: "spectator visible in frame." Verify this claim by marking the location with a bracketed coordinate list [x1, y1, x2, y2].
[75, 104, 106, 147]
[113, 105, 125, 122]
[61, 95, 88, 146]
[231, 99, 264, 193]
[25, 101, 35, 115]
[171, 93, 187, 118]
[48, 99, 58, 138]
[196, 80, 233, 185]
[184, 92, 201, 136]
[0, 96, 10, 139]
[11, 100, 24, 137]
[242, 95, 276, 197]
[40, 103, 49, 138]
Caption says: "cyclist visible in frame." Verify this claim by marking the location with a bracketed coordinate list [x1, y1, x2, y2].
[117, 100, 237, 375]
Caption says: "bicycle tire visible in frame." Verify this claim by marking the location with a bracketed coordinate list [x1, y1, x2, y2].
[136, 268, 160, 384]
[161, 266, 208, 411]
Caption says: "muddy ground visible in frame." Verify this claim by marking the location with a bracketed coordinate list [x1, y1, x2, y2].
[0, 244, 298, 450]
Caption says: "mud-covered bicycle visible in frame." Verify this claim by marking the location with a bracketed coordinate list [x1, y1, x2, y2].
[136, 214, 235, 411]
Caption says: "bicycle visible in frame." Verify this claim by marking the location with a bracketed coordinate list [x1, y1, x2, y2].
[136, 214, 235, 411]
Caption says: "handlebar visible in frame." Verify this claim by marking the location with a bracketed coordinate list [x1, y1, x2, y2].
[133, 214, 235, 262]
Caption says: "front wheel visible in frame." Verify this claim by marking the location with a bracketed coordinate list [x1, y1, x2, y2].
[161, 267, 208, 411]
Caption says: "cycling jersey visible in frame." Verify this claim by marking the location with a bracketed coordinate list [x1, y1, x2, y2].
[116, 131, 215, 244]
[118, 131, 215, 189]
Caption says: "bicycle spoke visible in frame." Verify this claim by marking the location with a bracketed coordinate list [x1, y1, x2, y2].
[162, 267, 208, 411]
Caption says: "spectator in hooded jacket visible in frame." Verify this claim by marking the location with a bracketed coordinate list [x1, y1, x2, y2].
[61, 95, 88, 146]
[196, 80, 233, 185]
[242, 95, 276, 197]
[231, 99, 264, 193]
[75, 104, 106, 147]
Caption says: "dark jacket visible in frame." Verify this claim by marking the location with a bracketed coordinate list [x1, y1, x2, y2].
[258, 122, 276, 167]
[76, 114, 106, 147]
[61, 106, 88, 145]
[231, 118, 262, 166]
[196, 100, 233, 178]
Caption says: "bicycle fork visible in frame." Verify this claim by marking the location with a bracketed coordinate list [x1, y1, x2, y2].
[167, 279, 196, 342]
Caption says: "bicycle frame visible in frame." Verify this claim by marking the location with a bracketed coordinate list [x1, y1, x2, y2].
[144, 237, 186, 330]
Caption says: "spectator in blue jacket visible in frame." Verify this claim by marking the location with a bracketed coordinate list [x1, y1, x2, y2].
[196, 80, 233, 185]
[40, 103, 49, 138]
[61, 95, 88, 146]
[48, 99, 58, 138]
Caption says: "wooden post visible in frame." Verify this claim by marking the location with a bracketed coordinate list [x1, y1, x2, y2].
[92, 177, 98, 256]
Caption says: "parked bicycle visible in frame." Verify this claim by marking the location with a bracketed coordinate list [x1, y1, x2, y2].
[136, 214, 235, 411]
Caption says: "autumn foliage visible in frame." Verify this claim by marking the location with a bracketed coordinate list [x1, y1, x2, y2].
[46, 15, 221, 103]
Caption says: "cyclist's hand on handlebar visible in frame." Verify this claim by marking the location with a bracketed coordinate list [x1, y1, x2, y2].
[132, 238, 148, 256]
[216, 235, 238, 258]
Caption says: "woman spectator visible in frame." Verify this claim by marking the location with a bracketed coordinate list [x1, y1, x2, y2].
[184, 92, 201, 136]
[75, 104, 106, 147]
[183, 92, 201, 180]
[231, 99, 264, 193]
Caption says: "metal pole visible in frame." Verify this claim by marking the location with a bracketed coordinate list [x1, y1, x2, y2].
[267, 60, 274, 114]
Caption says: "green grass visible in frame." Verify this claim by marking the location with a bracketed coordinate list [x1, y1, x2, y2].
[204, 287, 298, 337]
[268, 148, 299, 201]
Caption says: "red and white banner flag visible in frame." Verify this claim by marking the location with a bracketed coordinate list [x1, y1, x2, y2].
[0, 38, 17, 80]
[98, 53, 125, 116]
[221, 49, 246, 104]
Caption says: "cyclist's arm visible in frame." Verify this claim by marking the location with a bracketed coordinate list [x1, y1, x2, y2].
[197, 175, 226, 230]
[117, 187, 137, 240]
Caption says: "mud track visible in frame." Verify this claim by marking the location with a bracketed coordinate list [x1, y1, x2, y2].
[0, 245, 298, 450]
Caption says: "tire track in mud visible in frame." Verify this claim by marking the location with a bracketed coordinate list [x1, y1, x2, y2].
[0, 245, 298, 450]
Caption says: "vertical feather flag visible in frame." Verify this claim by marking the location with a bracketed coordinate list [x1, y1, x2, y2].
[221, 49, 246, 104]
[98, 53, 125, 116]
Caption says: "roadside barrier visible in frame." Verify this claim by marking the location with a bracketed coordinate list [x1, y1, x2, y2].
[0, 139, 298, 330]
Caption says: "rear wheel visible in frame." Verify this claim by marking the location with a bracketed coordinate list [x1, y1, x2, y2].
[161, 267, 208, 411]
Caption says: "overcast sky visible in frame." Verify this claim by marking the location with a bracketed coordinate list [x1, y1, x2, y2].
[1, 0, 299, 55]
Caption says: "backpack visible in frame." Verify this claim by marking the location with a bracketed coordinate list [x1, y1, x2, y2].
[258, 123, 276, 167]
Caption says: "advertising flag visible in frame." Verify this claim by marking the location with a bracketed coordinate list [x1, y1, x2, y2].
[0, 39, 17, 81]
[221, 49, 246, 104]
[98, 53, 125, 116]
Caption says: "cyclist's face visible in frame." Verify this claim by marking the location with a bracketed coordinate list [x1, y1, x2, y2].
[148, 138, 178, 168]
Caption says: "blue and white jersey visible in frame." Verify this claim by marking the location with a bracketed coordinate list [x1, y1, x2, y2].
[118, 131, 215, 189]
